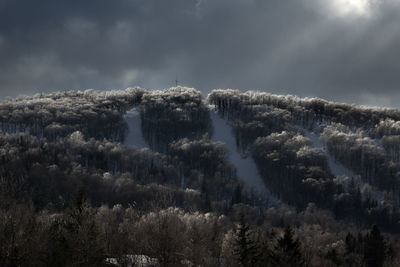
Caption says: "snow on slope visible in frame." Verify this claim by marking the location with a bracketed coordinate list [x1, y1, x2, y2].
[210, 108, 269, 196]
[123, 109, 148, 148]
[124, 106, 276, 195]
[300, 126, 384, 204]
[301, 127, 356, 179]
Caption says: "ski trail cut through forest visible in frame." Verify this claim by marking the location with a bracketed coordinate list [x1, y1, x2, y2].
[124, 109, 148, 149]
[300, 126, 384, 204]
[301, 127, 356, 179]
[210, 109, 268, 194]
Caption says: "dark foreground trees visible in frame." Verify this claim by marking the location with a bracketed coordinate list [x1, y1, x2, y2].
[271, 225, 306, 267]
[1, 88, 400, 266]
[233, 212, 260, 266]
[363, 225, 388, 267]
[46, 189, 105, 267]
[0, 195, 399, 266]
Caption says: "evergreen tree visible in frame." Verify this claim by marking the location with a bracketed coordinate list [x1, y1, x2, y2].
[386, 242, 396, 265]
[233, 212, 260, 266]
[364, 225, 386, 267]
[344, 232, 364, 267]
[46, 188, 105, 266]
[254, 228, 275, 267]
[326, 248, 342, 266]
[271, 225, 305, 267]
[345, 232, 356, 254]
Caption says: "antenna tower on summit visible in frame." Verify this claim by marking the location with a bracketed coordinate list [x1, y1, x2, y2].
[175, 73, 179, 87]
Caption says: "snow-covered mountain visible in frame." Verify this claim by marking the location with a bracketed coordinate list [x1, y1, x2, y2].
[2, 86, 400, 231]
[2, 87, 400, 266]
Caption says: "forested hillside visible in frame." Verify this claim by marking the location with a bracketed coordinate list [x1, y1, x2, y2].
[1, 87, 400, 266]
[209, 89, 400, 230]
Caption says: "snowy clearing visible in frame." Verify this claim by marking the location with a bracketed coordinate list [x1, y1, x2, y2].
[301, 127, 356, 179]
[209, 108, 269, 195]
[300, 126, 384, 204]
[124, 108, 148, 149]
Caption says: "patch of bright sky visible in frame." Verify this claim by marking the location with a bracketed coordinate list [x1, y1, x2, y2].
[310, 0, 386, 18]
[331, 0, 373, 17]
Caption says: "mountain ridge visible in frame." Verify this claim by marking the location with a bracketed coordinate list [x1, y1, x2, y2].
[1, 86, 400, 266]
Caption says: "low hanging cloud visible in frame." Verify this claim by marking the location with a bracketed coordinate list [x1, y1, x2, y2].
[1, 0, 400, 107]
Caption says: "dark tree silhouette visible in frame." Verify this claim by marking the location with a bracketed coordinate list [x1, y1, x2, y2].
[46, 189, 105, 267]
[234, 211, 260, 267]
[271, 225, 305, 267]
[364, 225, 386, 267]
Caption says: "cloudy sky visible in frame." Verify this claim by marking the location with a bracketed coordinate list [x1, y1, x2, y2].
[1, 0, 400, 106]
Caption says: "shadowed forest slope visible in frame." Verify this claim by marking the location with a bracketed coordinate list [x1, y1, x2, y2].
[1, 87, 400, 266]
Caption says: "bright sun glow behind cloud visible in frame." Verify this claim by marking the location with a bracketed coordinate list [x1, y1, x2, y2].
[314, 0, 392, 18]
[331, 0, 372, 16]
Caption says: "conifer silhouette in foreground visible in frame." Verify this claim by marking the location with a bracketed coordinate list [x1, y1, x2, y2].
[271, 225, 305, 267]
[233, 211, 260, 266]
[364, 225, 386, 267]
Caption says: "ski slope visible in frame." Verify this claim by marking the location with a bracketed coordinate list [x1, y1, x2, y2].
[210, 109, 268, 194]
[301, 127, 355, 179]
[123, 109, 148, 149]
[300, 126, 384, 204]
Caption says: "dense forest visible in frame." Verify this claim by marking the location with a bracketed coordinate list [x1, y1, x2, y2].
[1, 87, 400, 266]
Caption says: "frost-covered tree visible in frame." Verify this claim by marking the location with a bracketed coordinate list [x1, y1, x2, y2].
[140, 87, 212, 152]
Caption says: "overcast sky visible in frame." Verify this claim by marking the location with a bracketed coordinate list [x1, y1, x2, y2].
[1, 0, 400, 107]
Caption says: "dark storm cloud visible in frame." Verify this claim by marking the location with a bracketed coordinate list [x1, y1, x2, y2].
[1, 0, 400, 107]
